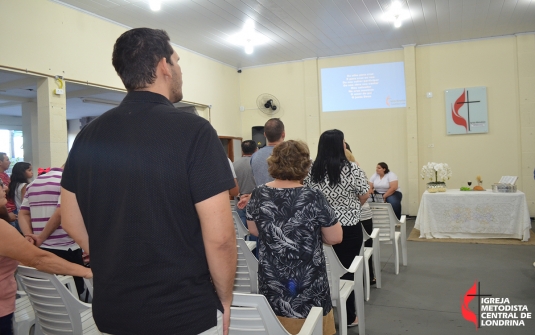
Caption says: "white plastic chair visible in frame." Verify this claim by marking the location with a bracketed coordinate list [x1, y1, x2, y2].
[369, 202, 407, 274]
[234, 238, 258, 294]
[323, 245, 365, 335]
[232, 211, 256, 251]
[16, 265, 101, 335]
[56, 275, 78, 299]
[360, 227, 381, 301]
[83, 278, 94, 299]
[13, 291, 35, 335]
[230, 199, 237, 211]
[230, 292, 323, 335]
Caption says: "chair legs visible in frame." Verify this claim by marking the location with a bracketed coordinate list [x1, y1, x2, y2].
[393, 238, 399, 275]
[13, 322, 31, 335]
[333, 302, 348, 335]
[401, 234, 408, 266]
[364, 259, 370, 301]
[373, 246, 381, 289]
[354, 264, 366, 335]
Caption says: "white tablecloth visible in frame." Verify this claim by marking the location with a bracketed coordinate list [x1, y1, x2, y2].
[415, 190, 531, 241]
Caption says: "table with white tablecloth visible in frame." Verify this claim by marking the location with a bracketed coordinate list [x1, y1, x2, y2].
[415, 189, 531, 241]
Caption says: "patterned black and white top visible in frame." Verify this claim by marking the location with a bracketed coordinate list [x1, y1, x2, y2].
[304, 162, 369, 226]
[246, 185, 338, 318]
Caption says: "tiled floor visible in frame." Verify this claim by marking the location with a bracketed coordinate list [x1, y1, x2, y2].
[343, 218, 535, 335]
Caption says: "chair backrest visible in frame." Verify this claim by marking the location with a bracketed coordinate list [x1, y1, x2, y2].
[230, 199, 237, 211]
[16, 265, 90, 335]
[234, 238, 258, 293]
[232, 211, 250, 240]
[84, 277, 94, 298]
[369, 203, 397, 242]
[230, 293, 291, 334]
[323, 245, 348, 300]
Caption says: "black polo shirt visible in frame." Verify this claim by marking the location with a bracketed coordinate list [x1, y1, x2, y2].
[62, 91, 235, 334]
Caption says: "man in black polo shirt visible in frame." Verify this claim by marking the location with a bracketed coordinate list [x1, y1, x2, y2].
[61, 28, 237, 335]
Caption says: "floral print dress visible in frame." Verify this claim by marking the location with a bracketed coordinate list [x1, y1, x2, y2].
[246, 185, 338, 318]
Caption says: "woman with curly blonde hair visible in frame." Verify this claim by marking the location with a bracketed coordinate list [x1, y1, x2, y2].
[246, 140, 342, 335]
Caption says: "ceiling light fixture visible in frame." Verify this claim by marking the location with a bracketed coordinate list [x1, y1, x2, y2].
[149, 0, 161, 11]
[383, 1, 410, 28]
[228, 19, 269, 55]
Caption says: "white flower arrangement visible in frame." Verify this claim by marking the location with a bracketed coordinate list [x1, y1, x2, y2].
[421, 162, 452, 183]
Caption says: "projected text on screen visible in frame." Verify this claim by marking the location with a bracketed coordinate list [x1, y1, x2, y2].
[321, 62, 407, 112]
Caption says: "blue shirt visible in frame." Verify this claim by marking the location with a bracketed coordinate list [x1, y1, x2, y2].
[250, 145, 275, 186]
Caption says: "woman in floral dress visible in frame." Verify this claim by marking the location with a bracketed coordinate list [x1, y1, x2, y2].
[246, 140, 342, 335]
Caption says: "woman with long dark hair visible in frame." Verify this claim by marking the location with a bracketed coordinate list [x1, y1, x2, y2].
[304, 129, 369, 328]
[8, 162, 33, 211]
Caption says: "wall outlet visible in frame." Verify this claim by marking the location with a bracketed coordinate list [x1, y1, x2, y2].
[54, 88, 64, 95]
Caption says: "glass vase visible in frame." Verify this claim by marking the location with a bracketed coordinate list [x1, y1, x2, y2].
[427, 182, 447, 193]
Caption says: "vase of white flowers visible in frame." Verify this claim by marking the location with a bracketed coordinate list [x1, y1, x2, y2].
[421, 162, 452, 193]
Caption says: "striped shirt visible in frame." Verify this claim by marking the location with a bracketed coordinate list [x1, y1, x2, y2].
[20, 168, 78, 250]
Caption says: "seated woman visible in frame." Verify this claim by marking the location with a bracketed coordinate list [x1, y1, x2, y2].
[369, 162, 402, 219]
[0, 178, 92, 335]
[246, 140, 342, 335]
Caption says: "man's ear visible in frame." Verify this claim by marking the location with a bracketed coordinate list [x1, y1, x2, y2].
[158, 57, 172, 78]
[281, 131, 286, 140]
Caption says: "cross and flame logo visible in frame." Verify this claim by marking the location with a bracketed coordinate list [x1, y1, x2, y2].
[451, 89, 467, 132]
[461, 281, 479, 329]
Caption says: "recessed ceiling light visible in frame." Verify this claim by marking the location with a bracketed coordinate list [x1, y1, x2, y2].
[149, 0, 161, 11]
[383, 1, 410, 28]
[228, 19, 269, 55]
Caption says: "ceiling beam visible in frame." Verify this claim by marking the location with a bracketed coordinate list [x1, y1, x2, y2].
[67, 88, 108, 99]
[0, 101, 24, 108]
[0, 94, 34, 103]
[0, 77, 38, 91]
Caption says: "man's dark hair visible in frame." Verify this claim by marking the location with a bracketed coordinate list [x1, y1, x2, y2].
[264, 118, 284, 143]
[241, 140, 257, 155]
[112, 28, 175, 91]
[0, 152, 6, 160]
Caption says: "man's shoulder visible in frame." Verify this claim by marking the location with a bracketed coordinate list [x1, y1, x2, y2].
[79, 103, 211, 141]
[30, 171, 62, 188]
[234, 156, 251, 166]
[251, 146, 273, 161]
[99, 102, 208, 123]
[0, 172, 9, 183]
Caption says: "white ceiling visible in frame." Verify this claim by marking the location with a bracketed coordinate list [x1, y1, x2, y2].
[54, 0, 535, 68]
[1, 0, 534, 120]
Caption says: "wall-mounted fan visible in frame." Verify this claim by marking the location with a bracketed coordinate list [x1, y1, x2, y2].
[256, 93, 280, 116]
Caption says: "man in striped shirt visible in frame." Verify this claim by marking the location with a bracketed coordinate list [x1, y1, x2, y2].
[18, 166, 85, 295]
